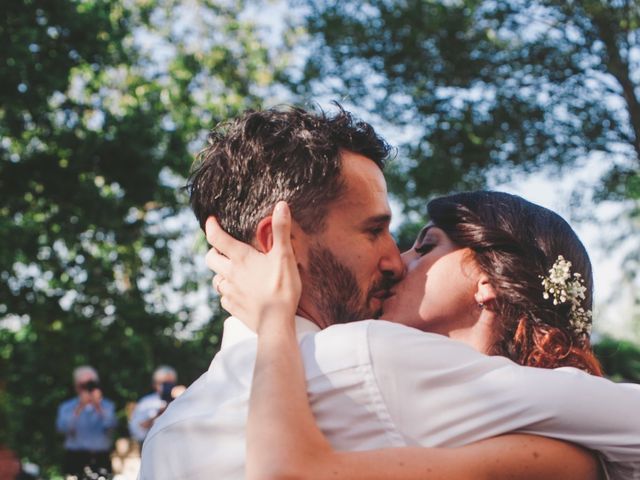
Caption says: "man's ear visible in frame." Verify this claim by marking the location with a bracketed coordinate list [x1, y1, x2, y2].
[474, 274, 497, 306]
[255, 216, 274, 253]
[255, 213, 306, 262]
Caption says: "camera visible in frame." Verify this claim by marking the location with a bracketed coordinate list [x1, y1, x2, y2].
[80, 380, 100, 392]
[160, 382, 176, 403]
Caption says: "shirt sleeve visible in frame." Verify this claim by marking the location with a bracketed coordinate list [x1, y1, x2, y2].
[129, 400, 150, 442]
[366, 320, 640, 473]
[100, 400, 118, 431]
[56, 401, 75, 434]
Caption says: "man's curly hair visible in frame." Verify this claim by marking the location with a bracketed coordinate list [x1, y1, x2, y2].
[187, 105, 392, 242]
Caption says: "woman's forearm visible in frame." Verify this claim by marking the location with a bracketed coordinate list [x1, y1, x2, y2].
[247, 315, 333, 480]
[319, 436, 598, 480]
[246, 318, 599, 480]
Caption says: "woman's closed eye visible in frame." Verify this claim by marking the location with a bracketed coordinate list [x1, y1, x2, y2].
[415, 243, 436, 255]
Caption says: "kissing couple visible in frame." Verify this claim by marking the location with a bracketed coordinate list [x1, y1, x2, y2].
[139, 106, 640, 480]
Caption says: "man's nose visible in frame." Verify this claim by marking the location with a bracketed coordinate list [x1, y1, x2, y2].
[379, 237, 405, 280]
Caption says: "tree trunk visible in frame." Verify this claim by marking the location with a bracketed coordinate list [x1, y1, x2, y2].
[592, 10, 640, 163]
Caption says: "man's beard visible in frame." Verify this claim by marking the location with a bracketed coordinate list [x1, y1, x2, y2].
[303, 245, 393, 326]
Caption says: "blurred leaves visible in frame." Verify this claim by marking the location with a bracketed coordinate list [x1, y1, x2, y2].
[595, 336, 640, 383]
[296, 0, 640, 346]
[2, 0, 640, 471]
[295, 0, 640, 217]
[0, 0, 277, 471]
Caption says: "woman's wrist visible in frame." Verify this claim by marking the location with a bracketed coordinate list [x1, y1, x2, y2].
[255, 307, 297, 337]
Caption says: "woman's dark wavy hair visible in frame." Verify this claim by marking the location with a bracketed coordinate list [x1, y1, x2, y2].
[428, 191, 602, 375]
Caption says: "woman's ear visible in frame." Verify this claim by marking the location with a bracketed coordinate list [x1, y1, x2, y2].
[474, 274, 497, 306]
[254, 216, 274, 253]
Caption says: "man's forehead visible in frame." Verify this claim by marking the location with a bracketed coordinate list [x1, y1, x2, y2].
[75, 373, 96, 383]
[332, 151, 390, 210]
[340, 151, 387, 187]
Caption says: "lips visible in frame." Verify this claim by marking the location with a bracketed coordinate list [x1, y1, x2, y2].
[371, 289, 393, 300]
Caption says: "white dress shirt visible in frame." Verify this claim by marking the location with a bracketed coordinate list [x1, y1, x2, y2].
[140, 317, 640, 480]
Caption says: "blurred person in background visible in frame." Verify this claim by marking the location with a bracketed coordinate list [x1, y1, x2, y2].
[129, 366, 183, 444]
[56, 366, 117, 479]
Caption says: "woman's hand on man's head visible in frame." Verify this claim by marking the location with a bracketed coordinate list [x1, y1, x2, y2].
[205, 201, 301, 333]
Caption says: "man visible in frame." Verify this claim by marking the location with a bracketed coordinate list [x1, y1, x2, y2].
[140, 106, 640, 479]
[56, 366, 117, 478]
[129, 366, 178, 444]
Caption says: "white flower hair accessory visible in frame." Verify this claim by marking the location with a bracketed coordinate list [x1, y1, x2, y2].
[540, 255, 592, 337]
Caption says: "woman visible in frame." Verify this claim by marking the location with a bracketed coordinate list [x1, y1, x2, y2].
[209, 192, 607, 479]
[380, 191, 601, 375]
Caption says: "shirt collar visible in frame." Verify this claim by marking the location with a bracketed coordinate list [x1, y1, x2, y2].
[219, 315, 321, 351]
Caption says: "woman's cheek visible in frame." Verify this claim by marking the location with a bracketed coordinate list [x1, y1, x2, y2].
[418, 277, 442, 323]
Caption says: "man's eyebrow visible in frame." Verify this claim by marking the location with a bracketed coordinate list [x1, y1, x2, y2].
[360, 214, 392, 228]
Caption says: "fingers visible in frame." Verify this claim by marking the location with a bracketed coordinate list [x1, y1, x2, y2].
[271, 201, 293, 254]
[213, 274, 246, 322]
[212, 274, 223, 295]
[214, 275, 231, 314]
[213, 275, 243, 320]
[218, 286, 238, 317]
[205, 247, 231, 276]
[205, 216, 250, 259]
[219, 295, 232, 315]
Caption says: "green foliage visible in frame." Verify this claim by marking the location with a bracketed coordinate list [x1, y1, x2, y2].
[0, 0, 277, 471]
[296, 0, 640, 217]
[296, 0, 640, 339]
[2, 0, 639, 472]
[595, 336, 640, 383]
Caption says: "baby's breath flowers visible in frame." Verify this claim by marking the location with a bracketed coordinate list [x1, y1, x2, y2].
[540, 255, 592, 337]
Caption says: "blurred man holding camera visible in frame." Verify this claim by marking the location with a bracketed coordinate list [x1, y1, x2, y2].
[129, 366, 184, 445]
[56, 365, 117, 478]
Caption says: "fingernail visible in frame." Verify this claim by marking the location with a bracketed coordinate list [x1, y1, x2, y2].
[275, 201, 287, 216]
